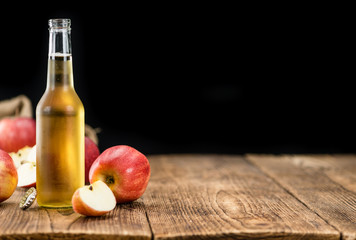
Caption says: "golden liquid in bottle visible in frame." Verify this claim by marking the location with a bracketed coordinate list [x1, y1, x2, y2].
[36, 55, 84, 208]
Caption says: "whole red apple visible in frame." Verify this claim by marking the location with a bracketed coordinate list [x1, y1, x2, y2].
[89, 145, 150, 203]
[0, 149, 18, 203]
[0, 117, 36, 153]
[85, 137, 100, 184]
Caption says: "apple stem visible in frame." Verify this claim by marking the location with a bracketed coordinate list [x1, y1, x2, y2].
[89, 185, 93, 191]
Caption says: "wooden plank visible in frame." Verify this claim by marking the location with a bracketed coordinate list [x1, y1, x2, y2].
[0, 188, 151, 240]
[246, 154, 356, 240]
[294, 154, 356, 193]
[144, 155, 339, 239]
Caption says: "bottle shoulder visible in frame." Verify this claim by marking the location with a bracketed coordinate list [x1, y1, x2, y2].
[36, 88, 84, 116]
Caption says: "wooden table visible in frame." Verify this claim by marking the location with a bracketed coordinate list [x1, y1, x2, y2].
[1, 154, 355, 239]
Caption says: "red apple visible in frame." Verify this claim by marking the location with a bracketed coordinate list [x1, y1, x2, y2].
[72, 180, 116, 216]
[0, 149, 18, 203]
[89, 145, 150, 203]
[85, 137, 100, 184]
[0, 117, 36, 153]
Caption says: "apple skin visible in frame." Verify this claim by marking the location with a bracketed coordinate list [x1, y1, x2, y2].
[0, 149, 18, 203]
[0, 117, 36, 153]
[89, 145, 150, 203]
[72, 190, 95, 216]
[85, 137, 100, 184]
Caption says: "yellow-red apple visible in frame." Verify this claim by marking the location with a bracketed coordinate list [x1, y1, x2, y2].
[89, 145, 150, 203]
[0, 149, 18, 203]
[0, 117, 36, 153]
[85, 137, 100, 184]
[72, 180, 116, 216]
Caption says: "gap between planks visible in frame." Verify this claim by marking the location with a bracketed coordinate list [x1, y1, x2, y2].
[244, 154, 342, 238]
[246, 154, 356, 240]
[144, 154, 340, 240]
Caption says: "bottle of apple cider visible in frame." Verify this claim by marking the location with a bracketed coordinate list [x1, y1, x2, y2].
[36, 19, 84, 208]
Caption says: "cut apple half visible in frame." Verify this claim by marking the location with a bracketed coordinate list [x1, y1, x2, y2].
[26, 145, 36, 164]
[72, 180, 116, 216]
[9, 146, 33, 169]
[17, 162, 36, 188]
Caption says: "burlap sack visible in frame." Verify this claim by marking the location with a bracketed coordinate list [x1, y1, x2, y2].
[0, 95, 33, 119]
[0, 95, 99, 145]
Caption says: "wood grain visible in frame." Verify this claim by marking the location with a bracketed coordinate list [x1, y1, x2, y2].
[0, 188, 151, 240]
[1, 154, 355, 239]
[246, 154, 356, 240]
[144, 155, 339, 239]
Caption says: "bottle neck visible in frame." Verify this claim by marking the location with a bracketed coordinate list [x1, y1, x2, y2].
[48, 19, 72, 57]
[47, 55, 74, 90]
[47, 19, 74, 90]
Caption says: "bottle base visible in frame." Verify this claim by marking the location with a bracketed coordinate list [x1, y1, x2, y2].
[38, 201, 72, 209]
[39, 205, 72, 209]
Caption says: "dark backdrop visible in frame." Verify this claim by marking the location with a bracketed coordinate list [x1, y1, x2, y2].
[0, 4, 353, 154]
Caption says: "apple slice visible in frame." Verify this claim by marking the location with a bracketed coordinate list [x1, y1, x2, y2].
[17, 162, 36, 188]
[9, 146, 33, 169]
[72, 180, 116, 216]
[26, 145, 36, 164]
[16, 145, 36, 188]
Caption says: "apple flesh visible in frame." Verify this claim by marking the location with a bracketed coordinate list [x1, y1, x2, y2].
[0, 117, 36, 153]
[72, 180, 116, 216]
[9, 145, 36, 188]
[89, 145, 150, 203]
[0, 149, 18, 203]
[17, 160, 36, 188]
[85, 137, 100, 184]
[9, 146, 33, 169]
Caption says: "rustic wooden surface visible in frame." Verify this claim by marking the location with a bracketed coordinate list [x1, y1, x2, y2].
[247, 154, 356, 240]
[0, 188, 151, 240]
[0, 154, 355, 239]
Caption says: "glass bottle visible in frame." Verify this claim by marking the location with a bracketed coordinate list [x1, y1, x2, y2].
[36, 19, 84, 208]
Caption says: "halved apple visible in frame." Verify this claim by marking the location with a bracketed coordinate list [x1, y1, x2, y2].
[17, 145, 36, 188]
[72, 180, 116, 216]
[10, 145, 36, 188]
[9, 146, 33, 169]
[17, 162, 36, 188]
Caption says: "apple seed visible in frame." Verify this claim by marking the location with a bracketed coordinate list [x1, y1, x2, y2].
[89, 185, 93, 191]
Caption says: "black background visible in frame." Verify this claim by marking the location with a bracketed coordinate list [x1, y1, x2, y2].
[0, 4, 353, 154]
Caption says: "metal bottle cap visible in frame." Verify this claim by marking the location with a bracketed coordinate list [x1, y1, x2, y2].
[19, 187, 37, 210]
